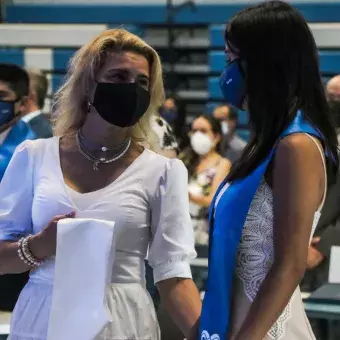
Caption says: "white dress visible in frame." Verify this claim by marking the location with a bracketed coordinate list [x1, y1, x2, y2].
[0, 137, 196, 340]
[215, 134, 326, 340]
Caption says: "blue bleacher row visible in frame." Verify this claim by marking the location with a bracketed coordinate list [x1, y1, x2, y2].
[5, 2, 340, 24]
[2, 2, 340, 143]
[1, 46, 339, 100]
[208, 25, 340, 100]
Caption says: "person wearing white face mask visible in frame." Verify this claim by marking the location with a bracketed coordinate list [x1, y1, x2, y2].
[179, 114, 231, 249]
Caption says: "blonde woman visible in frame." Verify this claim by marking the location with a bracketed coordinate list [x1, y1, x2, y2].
[0, 29, 201, 340]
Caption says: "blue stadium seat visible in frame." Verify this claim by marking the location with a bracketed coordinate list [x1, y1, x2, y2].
[238, 111, 248, 126]
[210, 25, 225, 48]
[237, 129, 250, 142]
[210, 23, 340, 49]
[209, 50, 340, 75]
[208, 77, 222, 100]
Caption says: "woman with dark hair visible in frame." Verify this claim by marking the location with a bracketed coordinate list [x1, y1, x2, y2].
[199, 1, 339, 340]
[180, 114, 231, 247]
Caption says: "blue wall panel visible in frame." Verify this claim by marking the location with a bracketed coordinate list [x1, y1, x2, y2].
[52, 74, 66, 93]
[53, 49, 76, 71]
[237, 129, 250, 142]
[6, 3, 340, 24]
[0, 49, 24, 66]
[5, 5, 166, 24]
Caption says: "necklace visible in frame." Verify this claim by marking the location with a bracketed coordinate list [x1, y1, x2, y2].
[78, 128, 128, 153]
[76, 130, 131, 171]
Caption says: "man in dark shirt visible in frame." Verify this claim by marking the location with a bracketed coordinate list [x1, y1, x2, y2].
[22, 68, 52, 138]
[213, 104, 247, 163]
[303, 75, 340, 340]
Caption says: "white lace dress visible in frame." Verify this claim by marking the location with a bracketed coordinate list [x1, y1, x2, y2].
[229, 180, 318, 339]
[215, 135, 326, 340]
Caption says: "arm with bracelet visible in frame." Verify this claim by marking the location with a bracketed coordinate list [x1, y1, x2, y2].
[0, 141, 73, 276]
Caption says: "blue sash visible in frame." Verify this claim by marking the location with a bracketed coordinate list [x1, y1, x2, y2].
[199, 112, 324, 340]
[0, 120, 36, 180]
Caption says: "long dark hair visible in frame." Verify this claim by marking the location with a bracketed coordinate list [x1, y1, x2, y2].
[225, 0, 339, 183]
[180, 114, 222, 177]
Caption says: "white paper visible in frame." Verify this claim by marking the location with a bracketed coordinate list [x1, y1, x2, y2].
[329, 246, 340, 284]
[47, 218, 115, 340]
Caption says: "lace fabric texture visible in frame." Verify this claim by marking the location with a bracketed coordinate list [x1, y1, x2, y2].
[230, 180, 318, 340]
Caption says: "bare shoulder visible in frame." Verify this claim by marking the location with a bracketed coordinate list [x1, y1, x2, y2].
[274, 133, 324, 184]
[276, 133, 322, 160]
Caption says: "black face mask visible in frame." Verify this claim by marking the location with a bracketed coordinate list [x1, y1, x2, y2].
[329, 100, 340, 127]
[92, 82, 150, 128]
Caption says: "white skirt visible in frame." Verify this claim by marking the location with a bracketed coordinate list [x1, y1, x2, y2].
[8, 279, 160, 340]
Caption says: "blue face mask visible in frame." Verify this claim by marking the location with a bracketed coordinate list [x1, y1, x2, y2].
[219, 60, 246, 109]
[0, 100, 16, 127]
[160, 109, 177, 124]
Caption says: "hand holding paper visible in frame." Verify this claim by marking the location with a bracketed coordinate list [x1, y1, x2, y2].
[47, 218, 116, 340]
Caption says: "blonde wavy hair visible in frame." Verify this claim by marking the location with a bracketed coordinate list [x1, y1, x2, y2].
[52, 28, 165, 150]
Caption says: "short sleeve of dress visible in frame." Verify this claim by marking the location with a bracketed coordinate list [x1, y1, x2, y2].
[0, 140, 34, 241]
[148, 158, 196, 283]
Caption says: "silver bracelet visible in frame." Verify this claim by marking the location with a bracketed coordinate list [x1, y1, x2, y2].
[17, 236, 43, 267]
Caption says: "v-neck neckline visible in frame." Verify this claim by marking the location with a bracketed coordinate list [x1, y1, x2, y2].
[53, 136, 147, 212]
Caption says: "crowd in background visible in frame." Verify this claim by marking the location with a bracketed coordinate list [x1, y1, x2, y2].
[1, 60, 340, 339]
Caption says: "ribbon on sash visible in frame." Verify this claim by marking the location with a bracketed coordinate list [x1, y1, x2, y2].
[199, 112, 325, 340]
[47, 218, 116, 340]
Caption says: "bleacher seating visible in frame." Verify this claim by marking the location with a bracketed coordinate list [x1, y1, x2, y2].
[5, 2, 340, 24]
[208, 25, 340, 101]
[0, 1, 340, 335]
[1, 1, 340, 136]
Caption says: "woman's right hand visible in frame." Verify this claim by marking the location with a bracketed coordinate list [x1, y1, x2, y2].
[29, 212, 75, 260]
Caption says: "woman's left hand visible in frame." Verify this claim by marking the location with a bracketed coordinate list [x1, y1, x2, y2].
[158, 278, 201, 340]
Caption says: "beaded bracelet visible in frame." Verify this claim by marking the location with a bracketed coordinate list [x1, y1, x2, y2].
[17, 236, 43, 267]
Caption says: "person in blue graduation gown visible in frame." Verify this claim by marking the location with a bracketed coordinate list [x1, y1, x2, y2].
[0, 63, 37, 311]
[0, 63, 38, 181]
[199, 1, 339, 340]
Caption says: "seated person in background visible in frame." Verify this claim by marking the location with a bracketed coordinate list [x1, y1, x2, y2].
[213, 104, 247, 163]
[302, 74, 340, 340]
[0, 63, 37, 311]
[305, 75, 340, 284]
[0, 63, 36, 180]
[159, 96, 178, 127]
[327, 75, 340, 144]
[180, 114, 230, 248]
[22, 68, 52, 138]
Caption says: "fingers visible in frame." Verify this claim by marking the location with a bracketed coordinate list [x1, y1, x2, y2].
[53, 211, 76, 222]
[311, 236, 321, 245]
[65, 211, 76, 218]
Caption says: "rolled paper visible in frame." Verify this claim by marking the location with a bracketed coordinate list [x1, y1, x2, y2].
[47, 218, 115, 340]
